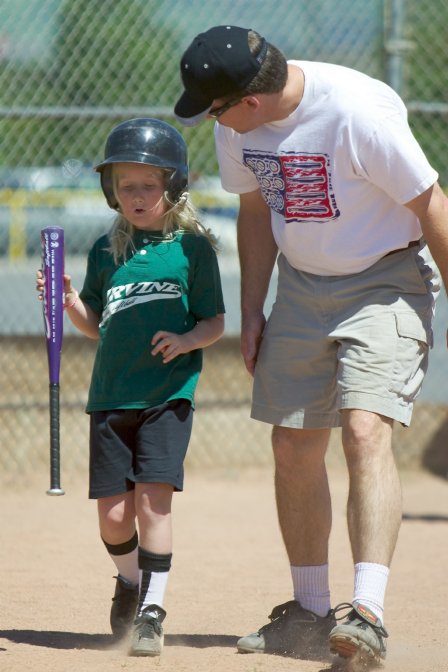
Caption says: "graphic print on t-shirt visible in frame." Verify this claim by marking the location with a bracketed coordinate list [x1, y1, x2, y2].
[243, 150, 340, 222]
[100, 280, 182, 327]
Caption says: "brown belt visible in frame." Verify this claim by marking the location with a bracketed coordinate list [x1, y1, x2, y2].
[384, 239, 421, 257]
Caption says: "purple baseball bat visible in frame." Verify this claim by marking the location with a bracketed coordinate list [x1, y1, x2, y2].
[41, 226, 65, 496]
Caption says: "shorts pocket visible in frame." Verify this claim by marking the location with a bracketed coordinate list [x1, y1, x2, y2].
[389, 312, 430, 399]
[394, 312, 429, 345]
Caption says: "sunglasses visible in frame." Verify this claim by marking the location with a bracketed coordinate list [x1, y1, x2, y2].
[208, 97, 242, 119]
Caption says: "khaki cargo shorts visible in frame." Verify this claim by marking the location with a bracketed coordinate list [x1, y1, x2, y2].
[251, 243, 440, 428]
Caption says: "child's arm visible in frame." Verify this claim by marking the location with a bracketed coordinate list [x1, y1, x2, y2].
[151, 314, 225, 364]
[36, 270, 100, 339]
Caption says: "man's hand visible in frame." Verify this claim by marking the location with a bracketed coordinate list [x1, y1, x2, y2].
[241, 313, 266, 376]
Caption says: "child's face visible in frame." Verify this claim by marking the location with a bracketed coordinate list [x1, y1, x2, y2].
[114, 163, 168, 230]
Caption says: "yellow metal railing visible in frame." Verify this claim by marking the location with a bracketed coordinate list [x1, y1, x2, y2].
[0, 186, 238, 260]
[0, 188, 104, 260]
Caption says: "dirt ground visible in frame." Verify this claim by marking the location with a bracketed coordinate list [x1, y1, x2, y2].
[1, 466, 447, 672]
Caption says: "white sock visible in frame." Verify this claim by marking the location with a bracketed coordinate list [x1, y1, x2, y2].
[110, 548, 139, 585]
[102, 533, 139, 585]
[137, 548, 172, 615]
[290, 564, 331, 617]
[138, 569, 169, 613]
[353, 562, 390, 624]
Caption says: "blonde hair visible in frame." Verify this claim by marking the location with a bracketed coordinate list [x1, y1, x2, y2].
[106, 165, 219, 263]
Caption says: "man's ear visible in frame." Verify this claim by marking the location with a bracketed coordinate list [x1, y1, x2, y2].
[242, 96, 261, 111]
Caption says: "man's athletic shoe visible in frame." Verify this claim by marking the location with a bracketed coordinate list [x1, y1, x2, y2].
[110, 575, 139, 640]
[329, 601, 388, 664]
[129, 605, 166, 657]
[237, 600, 336, 659]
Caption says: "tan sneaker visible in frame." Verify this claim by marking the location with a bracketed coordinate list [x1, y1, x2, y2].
[329, 601, 388, 664]
[129, 605, 166, 657]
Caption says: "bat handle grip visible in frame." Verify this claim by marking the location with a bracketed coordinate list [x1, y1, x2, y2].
[47, 383, 65, 496]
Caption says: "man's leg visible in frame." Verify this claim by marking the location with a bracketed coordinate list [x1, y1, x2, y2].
[237, 426, 336, 658]
[273, 426, 332, 567]
[342, 410, 400, 566]
[330, 409, 400, 662]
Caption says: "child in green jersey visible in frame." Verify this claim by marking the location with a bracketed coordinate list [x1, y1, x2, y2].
[36, 118, 225, 657]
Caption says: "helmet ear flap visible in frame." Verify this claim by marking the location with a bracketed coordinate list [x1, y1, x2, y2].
[100, 165, 118, 210]
[166, 165, 188, 203]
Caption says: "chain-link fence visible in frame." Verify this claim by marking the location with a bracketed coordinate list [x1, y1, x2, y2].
[1, 0, 447, 479]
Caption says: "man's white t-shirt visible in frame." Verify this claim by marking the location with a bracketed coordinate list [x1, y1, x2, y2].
[215, 61, 438, 275]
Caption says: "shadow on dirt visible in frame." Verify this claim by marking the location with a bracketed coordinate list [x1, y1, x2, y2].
[0, 631, 383, 669]
[0, 630, 238, 651]
[402, 512, 448, 522]
[167, 634, 238, 647]
[0, 630, 113, 650]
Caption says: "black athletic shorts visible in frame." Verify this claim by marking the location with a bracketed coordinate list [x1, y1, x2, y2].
[88, 399, 193, 499]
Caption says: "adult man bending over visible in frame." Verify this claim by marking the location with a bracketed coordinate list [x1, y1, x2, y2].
[175, 25, 448, 665]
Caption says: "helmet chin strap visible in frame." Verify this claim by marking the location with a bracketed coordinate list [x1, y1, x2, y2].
[163, 190, 188, 210]
[176, 192, 189, 206]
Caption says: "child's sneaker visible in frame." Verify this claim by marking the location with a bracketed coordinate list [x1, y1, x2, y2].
[129, 604, 166, 657]
[329, 601, 388, 664]
[110, 575, 139, 640]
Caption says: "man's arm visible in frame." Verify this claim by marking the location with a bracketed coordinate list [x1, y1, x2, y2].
[405, 182, 448, 293]
[238, 189, 277, 374]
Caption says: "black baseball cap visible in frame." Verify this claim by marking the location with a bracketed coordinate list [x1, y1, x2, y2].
[174, 25, 268, 126]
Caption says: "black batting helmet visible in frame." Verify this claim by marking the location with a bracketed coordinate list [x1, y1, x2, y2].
[95, 118, 188, 210]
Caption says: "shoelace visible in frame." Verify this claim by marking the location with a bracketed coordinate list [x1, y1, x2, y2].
[333, 602, 356, 621]
[333, 602, 388, 638]
[269, 600, 299, 621]
[255, 601, 297, 634]
[136, 616, 162, 640]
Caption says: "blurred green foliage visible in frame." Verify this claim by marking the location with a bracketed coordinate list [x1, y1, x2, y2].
[0, 0, 446, 183]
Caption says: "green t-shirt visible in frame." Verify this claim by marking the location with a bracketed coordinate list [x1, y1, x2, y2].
[79, 229, 225, 412]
